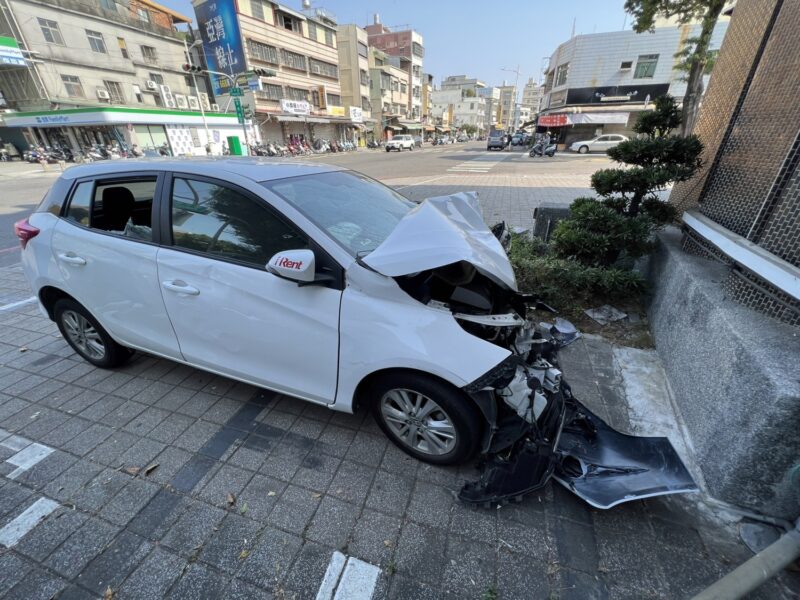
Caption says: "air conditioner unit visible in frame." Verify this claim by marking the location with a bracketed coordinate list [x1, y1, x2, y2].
[311, 65, 321, 74]
[199, 92, 211, 111]
[210, 103, 220, 112]
[174, 94, 188, 109]
[187, 96, 200, 110]
[619, 61, 633, 70]
[96, 88, 110, 100]
[145, 80, 158, 90]
[164, 97, 177, 109]
[159, 84, 172, 96]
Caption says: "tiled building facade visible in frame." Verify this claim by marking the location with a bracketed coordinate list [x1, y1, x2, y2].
[670, 0, 800, 325]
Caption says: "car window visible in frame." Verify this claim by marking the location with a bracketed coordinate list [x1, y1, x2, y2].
[170, 177, 307, 267]
[64, 177, 155, 242]
[611, 135, 624, 141]
[595, 136, 610, 142]
[263, 171, 413, 257]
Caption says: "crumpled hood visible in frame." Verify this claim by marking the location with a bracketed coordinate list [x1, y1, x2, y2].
[362, 192, 518, 291]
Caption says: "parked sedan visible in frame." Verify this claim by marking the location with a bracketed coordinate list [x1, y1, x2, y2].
[385, 135, 415, 151]
[569, 134, 629, 154]
[486, 134, 507, 150]
[15, 159, 697, 508]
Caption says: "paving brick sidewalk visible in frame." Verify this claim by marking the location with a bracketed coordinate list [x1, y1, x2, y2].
[1, 261, 797, 599]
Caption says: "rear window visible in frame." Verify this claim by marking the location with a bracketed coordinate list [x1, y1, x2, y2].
[35, 177, 74, 216]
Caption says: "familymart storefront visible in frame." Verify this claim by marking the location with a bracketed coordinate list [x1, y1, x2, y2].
[2, 107, 254, 156]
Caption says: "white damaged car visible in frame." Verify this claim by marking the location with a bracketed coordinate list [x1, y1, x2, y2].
[16, 159, 697, 507]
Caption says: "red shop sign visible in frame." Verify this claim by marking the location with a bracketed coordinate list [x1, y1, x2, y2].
[538, 114, 568, 127]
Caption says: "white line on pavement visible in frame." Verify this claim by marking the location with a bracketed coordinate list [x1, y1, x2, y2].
[333, 556, 381, 600]
[394, 174, 451, 190]
[0, 296, 36, 312]
[316, 551, 347, 600]
[316, 551, 381, 600]
[0, 497, 59, 547]
[7, 442, 54, 479]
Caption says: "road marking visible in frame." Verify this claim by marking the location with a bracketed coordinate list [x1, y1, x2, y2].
[447, 151, 511, 173]
[316, 551, 381, 600]
[7, 442, 54, 479]
[394, 174, 451, 190]
[316, 551, 347, 600]
[0, 497, 59, 547]
[0, 296, 36, 312]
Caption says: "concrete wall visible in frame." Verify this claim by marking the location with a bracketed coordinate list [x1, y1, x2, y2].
[647, 228, 800, 519]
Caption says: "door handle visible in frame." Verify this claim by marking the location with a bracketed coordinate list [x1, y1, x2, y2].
[162, 280, 200, 296]
[57, 253, 86, 266]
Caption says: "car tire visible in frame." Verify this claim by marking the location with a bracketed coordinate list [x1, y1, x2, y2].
[368, 372, 483, 465]
[386, 148, 390, 152]
[54, 298, 133, 369]
[578, 145, 589, 154]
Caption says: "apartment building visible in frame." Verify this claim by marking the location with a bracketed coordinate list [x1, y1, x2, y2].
[369, 47, 411, 138]
[430, 88, 485, 132]
[365, 14, 424, 122]
[421, 72, 434, 125]
[477, 86, 500, 133]
[497, 84, 516, 131]
[0, 0, 240, 155]
[336, 23, 372, 143]
[539, 21, 729, 145]
[521, 77, 544, 114]
[198, 0, 355, 143]
[440, 75, 485, 96]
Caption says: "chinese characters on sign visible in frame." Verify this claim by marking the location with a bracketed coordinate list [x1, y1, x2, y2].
[0, 36, 25, 67]
[279, 100, 311, 115]
[195, 0, 246, 95]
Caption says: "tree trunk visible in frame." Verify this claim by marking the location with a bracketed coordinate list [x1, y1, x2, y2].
[680, 0, 727, 136]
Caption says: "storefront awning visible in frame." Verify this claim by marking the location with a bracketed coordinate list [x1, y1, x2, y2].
[386, 125, 402, 131]
[568, 112, 630, 125]
[2, 106, 239, 128]
[275, 115, 331, 124]
[423, 125, 435, 131]
[398, 121, 423, 130]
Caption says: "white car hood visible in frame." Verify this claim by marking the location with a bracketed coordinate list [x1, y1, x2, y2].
[362, 191, 518, 291]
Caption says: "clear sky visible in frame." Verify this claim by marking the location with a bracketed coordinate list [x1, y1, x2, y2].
[159, 0, 630, 88]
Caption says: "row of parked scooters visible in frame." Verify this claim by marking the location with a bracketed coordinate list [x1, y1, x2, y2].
[249, 138, 357, 157]
[23, 143, 147, 164]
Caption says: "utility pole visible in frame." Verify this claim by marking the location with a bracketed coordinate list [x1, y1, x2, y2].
[182, 38, 212, 154]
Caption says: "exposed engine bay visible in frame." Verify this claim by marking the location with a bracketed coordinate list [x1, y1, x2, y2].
[394, 256, 698, 508]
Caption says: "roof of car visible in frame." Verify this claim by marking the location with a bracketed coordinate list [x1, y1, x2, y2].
[59, 157, 343, 183]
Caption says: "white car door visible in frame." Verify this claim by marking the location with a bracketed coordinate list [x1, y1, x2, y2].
[593, 136, 612, 152]
[155, 174, 343, 404]
[50, 172, 183, 359]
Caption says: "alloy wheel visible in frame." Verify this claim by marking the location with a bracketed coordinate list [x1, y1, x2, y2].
[379, 388, 457, 455]
[61, 309, 106, 360]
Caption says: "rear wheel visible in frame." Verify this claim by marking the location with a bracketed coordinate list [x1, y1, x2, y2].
[54, 299, 133, 368]
[368, 372, 482, 465]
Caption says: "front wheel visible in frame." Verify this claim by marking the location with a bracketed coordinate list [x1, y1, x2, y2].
[578, 145, 589, 154]
[54, 299, 133, 368]
[369, 373, 482, 465]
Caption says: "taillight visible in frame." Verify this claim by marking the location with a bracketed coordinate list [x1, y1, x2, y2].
[14, 218, 39, 249]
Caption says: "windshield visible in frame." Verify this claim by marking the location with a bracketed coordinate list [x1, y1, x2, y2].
[262, 171, 414, 257]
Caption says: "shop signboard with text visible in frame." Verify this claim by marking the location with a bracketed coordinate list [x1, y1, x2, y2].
[349, 107, 363, 123]
[0, 36, 25, 67]
[194, 0, 245, 95]
[280, 100, 311, 115]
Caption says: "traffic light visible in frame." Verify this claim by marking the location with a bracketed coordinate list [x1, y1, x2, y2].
[182, 63, 203, 73]
[251, 67, 276, 77]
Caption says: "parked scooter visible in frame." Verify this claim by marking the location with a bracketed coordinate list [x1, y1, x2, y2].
[530, 140, 557, 157]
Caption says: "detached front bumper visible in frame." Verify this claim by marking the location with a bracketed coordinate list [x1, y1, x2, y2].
[459, 380, 698, 508]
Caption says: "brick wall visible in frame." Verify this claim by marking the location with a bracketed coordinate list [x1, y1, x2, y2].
[129, 0, 174, 31]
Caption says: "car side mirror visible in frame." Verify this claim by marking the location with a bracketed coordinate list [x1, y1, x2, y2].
[267, 249, 315, 284]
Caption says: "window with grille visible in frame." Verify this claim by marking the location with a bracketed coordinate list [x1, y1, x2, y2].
[86, 30, 107, 53]
[117, 37, 129, 58]
[307, 21, 317, 40]
[248, 39, 278, 64]
[141, 45, 158, 65]
[137, 8, 150, 22]
[149, 73, 164, 85]
[634, 54, 659, 79]
[309, 58, 337, 79]
[104, 80, 125, 103]
[357, 42, 368, 58]
[324, 29, 334, 46]
[259, 83, 282, 100]
[360, 69, 369, 86]
[326, 93, 341, 106]
[286, 87, 308, 101]
[400, 83, 407, 94]
[251, 0, 265, 20]
[555, 62, 569, 87]
[412, 42, 424, 58]
[281, 49, 307, 71]
[61, 75, 84, 98]
[361, 96, 371, 111]
[38, 18, 64, 45]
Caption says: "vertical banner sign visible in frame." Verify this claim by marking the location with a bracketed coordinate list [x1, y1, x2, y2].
[194, 0, 246, 96]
